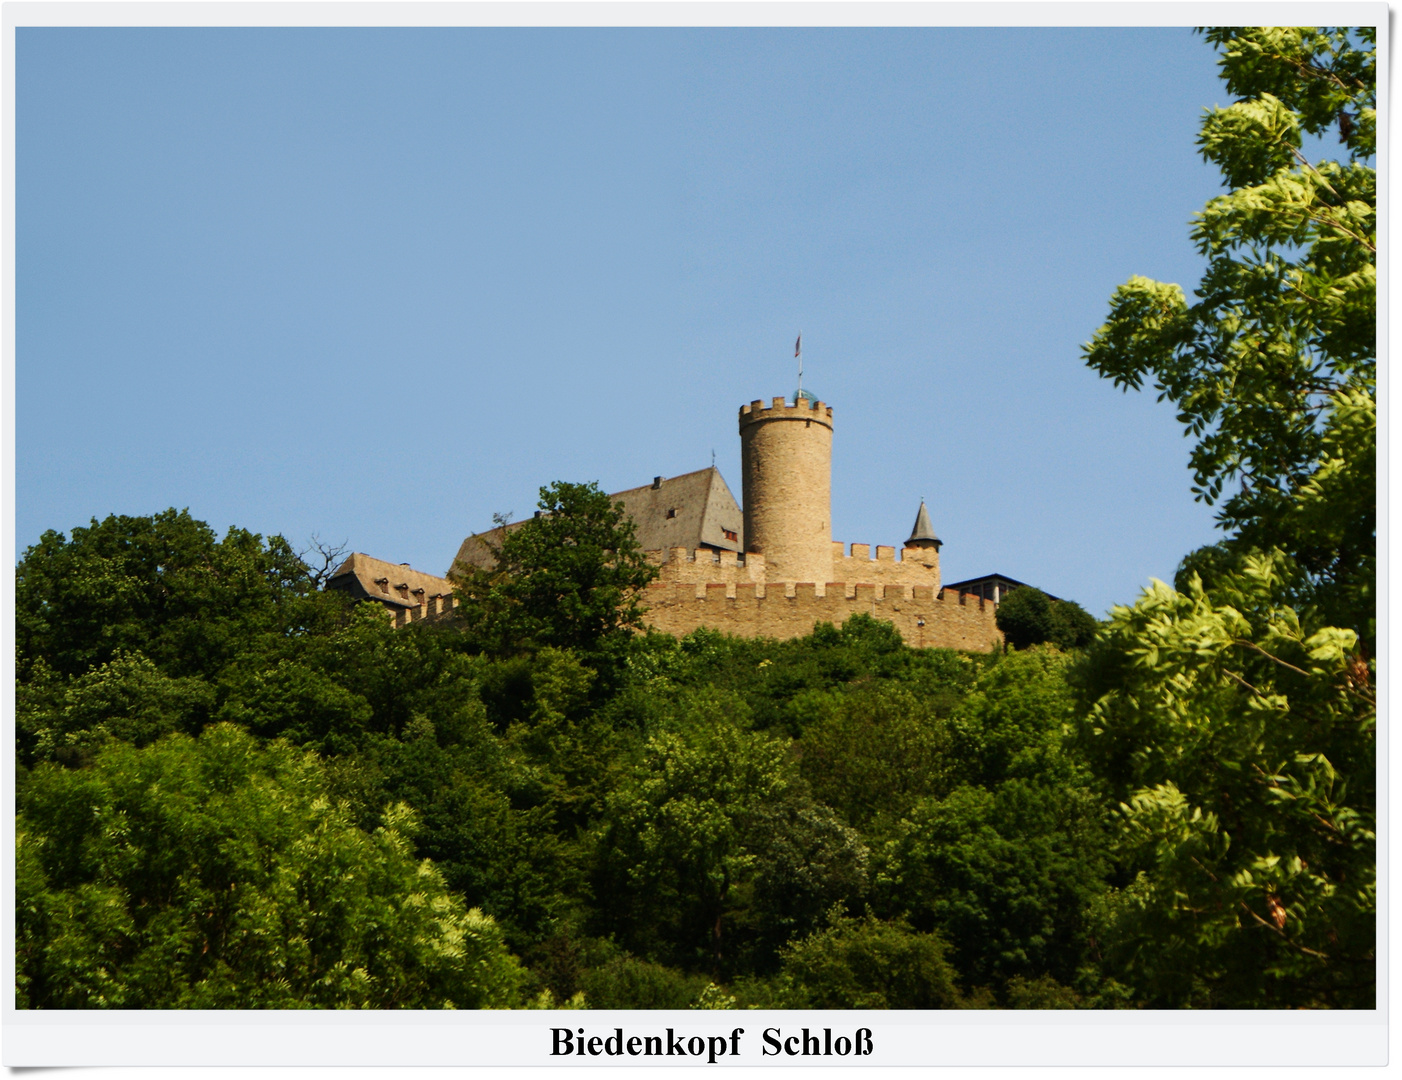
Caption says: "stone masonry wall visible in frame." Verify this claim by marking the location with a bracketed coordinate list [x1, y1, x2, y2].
[648, 547, 767, 595]
[642, 580, 1002, 652]
[831, 541, 941, 592]
[740, 396, 833, 587]
[391, 544, 997, 652]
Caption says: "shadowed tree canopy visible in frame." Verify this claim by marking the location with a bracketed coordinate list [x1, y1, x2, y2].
[16, 509, 345, 683]
[450, 481, 658, 657]
[995, 588, 1098, 651]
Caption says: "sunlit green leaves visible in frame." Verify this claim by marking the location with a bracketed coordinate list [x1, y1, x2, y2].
[1084, 28, 1375, 640]
[450, 481, 658, 658]
[17, 725, 525, 1009]
[1079, 27, 1374, 1005]
[1202, 27, 1375, 158]
[1076, 564, 1373, 1006]
[1197, 94, 1302, 188]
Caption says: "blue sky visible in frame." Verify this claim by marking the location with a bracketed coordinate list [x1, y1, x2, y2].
[18, 26, 1241, 616]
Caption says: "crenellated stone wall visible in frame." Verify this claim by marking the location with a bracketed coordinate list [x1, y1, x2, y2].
[647, 546, 767, 594]
[830, 540, 941, 592]
[392, 545, 1001, 652]
[642, 579, 1001, 651]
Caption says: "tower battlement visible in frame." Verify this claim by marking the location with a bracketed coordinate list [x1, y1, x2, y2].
[738, 396, 834, 427]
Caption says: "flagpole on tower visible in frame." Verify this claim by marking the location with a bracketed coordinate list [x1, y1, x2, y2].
[795, 332, 803, 401]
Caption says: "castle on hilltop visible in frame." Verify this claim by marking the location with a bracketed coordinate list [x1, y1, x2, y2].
[328, 392, 1010, 652]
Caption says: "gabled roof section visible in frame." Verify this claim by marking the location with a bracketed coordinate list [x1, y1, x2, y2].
[609, 467, 744, 554]
[450, 467, 744, 575]
[327, 553, 455, 609]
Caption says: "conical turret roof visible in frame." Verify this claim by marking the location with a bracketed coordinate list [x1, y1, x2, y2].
[906, 500, 941, 546]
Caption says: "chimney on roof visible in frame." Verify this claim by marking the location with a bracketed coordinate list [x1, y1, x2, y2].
[653, 476, 663, 489]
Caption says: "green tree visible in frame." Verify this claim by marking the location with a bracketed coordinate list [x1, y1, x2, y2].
[1083, 27, 1375, 640]
[17, 724, 525, 1009]
[592, 720, 865, 975]
[796, 683, 958, 831]
[1077, 27, 1375, 1008]
[772, 910, 972, 1009]
[16, 509, 344, 682]
[450, 481, 658, 657]
[879, 652, 1109, 990]
[1077, 558, 1373, 1007]
[1049, 599, 1100, 650]
[995, 588, 1055, 650]
[996, 588, 1098, 651]
[18, 652, 216, 768]
[337, 717, 583, 953]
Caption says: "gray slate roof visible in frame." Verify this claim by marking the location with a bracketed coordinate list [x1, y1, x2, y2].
[906, 500, 941, 547]
[451, 467, 744, 575]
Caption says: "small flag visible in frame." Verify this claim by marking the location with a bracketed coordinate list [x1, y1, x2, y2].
[794, 334, 802, 357]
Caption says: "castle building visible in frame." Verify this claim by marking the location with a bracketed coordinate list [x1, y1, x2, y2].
[941, 573, 1041, 605]
[324, 552, 458, 612]
[328, 392, 1006, 652]
[452, 466, 744, 571]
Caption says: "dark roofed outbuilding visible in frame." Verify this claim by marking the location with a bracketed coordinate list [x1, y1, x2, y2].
[942, 573, 1056, 604]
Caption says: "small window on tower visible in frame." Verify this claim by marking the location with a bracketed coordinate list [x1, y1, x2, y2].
[666, 508, 677, 519]
[723, 529, 738, 542]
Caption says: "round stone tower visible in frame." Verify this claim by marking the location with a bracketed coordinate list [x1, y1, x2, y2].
[738, 394, 833, 585]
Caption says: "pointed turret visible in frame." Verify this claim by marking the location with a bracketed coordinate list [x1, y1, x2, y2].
[905, 500, 942, 551]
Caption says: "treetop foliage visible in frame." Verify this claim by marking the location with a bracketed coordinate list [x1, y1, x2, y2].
[450, 481, 658, 658]
[1084, 27, 1375, 638]
[1075, 26, 1374, 1008]
[1201, 27, 1375, 161]
[16, 509, 345, 683]
[994, 587, 1098, 651]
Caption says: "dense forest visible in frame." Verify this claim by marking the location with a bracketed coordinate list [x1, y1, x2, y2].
[15, 27, 1374, 1010]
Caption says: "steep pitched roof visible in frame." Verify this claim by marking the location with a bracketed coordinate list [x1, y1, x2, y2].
[450, 467, 744, 575]
[326, 552, 455, 609]
[906, 500, 941, 546]
[609, 468, 743, 554]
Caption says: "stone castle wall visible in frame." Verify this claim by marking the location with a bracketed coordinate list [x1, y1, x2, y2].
[647, 547, 767, 592]
[396, 543, 1000, 652]
[648, 542, 938, 595]
[642, 579, 1001, 651]
[831, 541, 940, 592]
